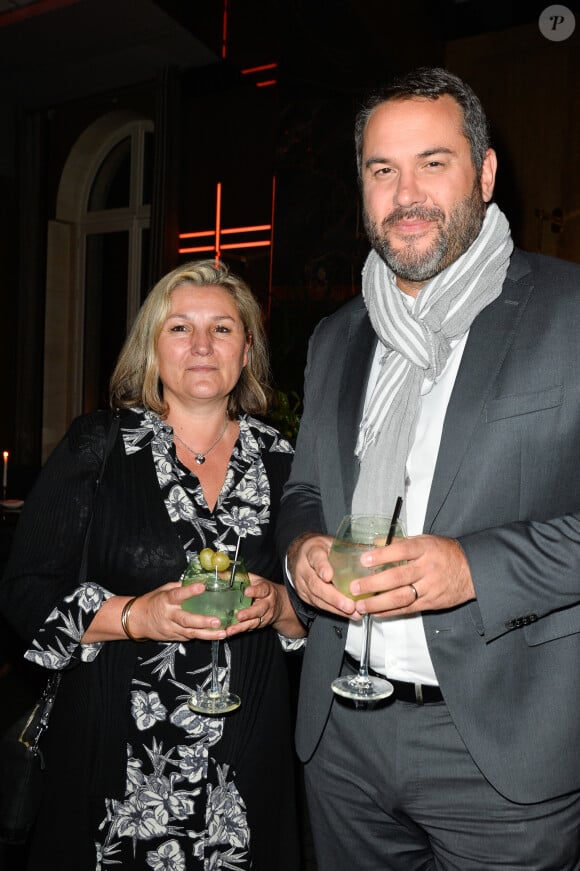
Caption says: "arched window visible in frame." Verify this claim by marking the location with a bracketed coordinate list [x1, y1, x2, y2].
[43, 112, 153, 459]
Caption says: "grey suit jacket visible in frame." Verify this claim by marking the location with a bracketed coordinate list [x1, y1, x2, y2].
[277, 248, 580, 803]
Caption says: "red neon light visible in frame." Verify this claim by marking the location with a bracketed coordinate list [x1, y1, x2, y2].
[221, 0, 228, 59]
[177, 180, 275, 263]
[178, 245, 217, 254]
[178, 230, 214, 240]
[221, 224, 271, 235]
[256, 80, 277, 88]
[268, 175, 276, 317]
[0, 0, 79, 27]
[215, 182, 222, 257]
[180, 225, 272, 241]
[241, 63, 278, 75]
[221, 241, 271, 250]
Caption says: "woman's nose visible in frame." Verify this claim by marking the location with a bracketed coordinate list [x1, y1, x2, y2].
[190, 330, 213, 355]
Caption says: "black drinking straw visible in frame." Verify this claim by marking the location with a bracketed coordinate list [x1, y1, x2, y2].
[386, 496, 403, 545]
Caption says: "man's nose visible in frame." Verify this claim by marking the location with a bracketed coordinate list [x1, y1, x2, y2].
[394, 171, 426, 208]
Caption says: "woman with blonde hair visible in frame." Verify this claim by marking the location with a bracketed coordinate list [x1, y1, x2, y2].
[1, 259, 305, 870]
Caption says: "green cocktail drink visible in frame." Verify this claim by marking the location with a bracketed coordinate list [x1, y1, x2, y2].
[329, 527, 405, 601]
[329, 513, 405, 703]
[329, 541, 376, 600]
[181, 557, 252, 626]
[183, 545, 252, 714]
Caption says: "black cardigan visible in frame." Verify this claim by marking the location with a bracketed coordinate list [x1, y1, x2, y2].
[0, 410, 294, 869]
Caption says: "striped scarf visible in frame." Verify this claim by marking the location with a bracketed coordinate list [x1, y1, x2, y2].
[352, 203, 513, 519]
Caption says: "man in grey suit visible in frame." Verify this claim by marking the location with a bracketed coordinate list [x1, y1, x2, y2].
[277, 67, 580, 869]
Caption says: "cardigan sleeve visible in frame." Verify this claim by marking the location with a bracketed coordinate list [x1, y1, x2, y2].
[22, 579, 113, 670]
[0, 412, 113, 647]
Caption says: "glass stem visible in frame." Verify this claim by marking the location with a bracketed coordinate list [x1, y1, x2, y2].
[210, 640, 221, 695]
[358, 613, 372, 678]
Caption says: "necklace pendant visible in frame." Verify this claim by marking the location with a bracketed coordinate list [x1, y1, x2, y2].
[173, 415, 228, 466]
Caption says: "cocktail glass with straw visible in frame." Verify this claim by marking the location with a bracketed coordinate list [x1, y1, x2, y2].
[330, 498, 404, 702]
[183, 536, 251, 715]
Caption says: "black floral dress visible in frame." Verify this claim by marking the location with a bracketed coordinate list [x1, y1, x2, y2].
[2, 409, 301, 871]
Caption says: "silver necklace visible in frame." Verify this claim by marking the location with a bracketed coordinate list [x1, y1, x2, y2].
[173, 416, 229, 465]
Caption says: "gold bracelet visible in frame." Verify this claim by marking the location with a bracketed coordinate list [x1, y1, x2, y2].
[121, 596, 147, 642]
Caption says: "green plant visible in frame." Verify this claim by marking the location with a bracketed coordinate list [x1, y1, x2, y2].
[266, 388, 302, 444]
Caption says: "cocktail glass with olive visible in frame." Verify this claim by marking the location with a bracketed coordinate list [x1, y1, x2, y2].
[182, 546, 251, 714]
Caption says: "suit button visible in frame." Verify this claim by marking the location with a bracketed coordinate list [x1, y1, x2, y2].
[333, 625, 343, 639]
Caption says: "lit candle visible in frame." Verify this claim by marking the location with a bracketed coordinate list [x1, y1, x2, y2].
[2, 451, 8, 491]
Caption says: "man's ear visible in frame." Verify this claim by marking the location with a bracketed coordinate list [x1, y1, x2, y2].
[480, 148, 497, 203]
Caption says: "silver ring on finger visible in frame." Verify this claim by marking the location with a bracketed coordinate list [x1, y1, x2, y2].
[409, 584, 419, 602]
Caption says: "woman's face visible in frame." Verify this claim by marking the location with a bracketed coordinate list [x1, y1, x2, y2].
[156, 283, 250, 411]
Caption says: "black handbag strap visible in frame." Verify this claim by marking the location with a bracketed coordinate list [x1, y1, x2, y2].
[22, 411, 121, 753]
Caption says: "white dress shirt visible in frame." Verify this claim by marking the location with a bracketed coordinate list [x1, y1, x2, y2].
[345, 330, 469, 684]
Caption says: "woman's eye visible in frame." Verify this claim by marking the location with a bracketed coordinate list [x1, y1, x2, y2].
[169, 324, 188, 332]
[214, 325, 231, 333]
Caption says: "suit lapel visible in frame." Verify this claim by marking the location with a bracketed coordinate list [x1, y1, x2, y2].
[337, 309, 377, 509]
[333, 252, 535, 530]
[424, 255, 534, 532]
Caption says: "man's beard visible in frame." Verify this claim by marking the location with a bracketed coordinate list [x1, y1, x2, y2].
[363, 183, 486, 283]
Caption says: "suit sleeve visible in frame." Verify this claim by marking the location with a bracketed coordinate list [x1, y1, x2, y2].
[276, 322, 328, 557]
[275, 324, 328, 626]
[459, 513, 580, 642]
[440, 253, 580, 644]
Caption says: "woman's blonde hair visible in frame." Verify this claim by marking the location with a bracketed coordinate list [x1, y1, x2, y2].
[110, 259, 271, 418]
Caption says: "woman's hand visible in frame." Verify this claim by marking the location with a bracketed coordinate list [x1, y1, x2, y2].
[81, 581, 229, 644]
[82, 575, 306, 645]
[135, 581, 234, 641]
[225, 573, 307, 639]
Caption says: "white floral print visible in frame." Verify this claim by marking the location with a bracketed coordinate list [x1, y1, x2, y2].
[27, 410, 293, 868]
[146, 839, 187, 871]
[132, 690, 168, 730]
